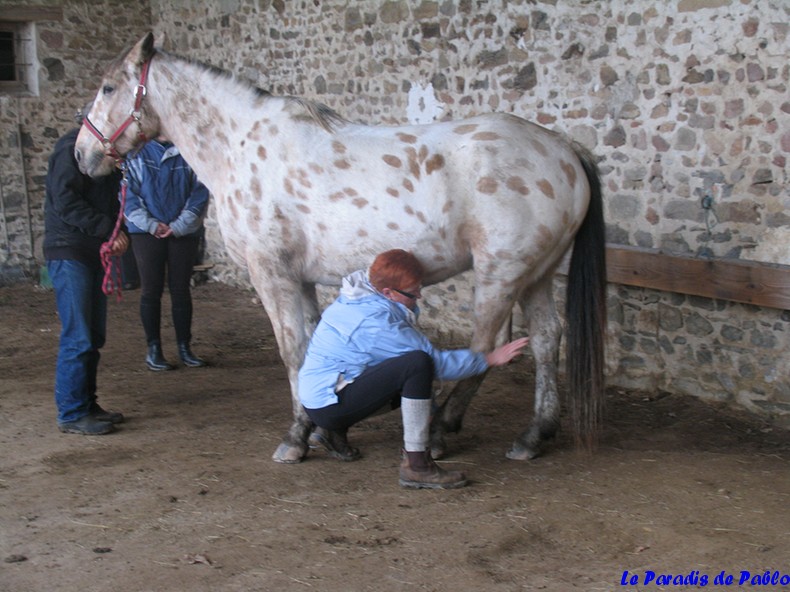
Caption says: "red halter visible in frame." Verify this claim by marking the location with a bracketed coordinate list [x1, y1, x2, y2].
[82, 58, 153, 300]
[82, 57, 153, 164]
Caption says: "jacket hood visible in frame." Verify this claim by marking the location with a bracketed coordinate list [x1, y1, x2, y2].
[339, 269, 377, 300]
[339, 269, 420, 325]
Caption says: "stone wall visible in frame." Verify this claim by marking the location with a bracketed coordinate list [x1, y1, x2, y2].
[0, 0, 151, 283]
[2, 0, 788, 425]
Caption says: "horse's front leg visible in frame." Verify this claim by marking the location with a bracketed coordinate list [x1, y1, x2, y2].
[430, 373, 488, 459]
[246, 260, 319, 463]
[506, 277, 562, 460]
[430, 279, 513, 459]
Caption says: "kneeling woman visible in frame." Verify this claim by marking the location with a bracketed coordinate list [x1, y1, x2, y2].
[298, 249, 529, 489]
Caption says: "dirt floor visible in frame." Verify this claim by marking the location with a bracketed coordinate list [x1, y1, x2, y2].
[1, 280, 788, 592]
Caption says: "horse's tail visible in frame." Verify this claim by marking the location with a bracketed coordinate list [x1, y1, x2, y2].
[565, 143, 607, 451]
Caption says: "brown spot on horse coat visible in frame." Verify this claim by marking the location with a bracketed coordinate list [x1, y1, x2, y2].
[257, 145, 267, 160]
[396, 132, 418, 144]
[294, 168, 312, 188]
[537, 179, 555, 199]
[532, 140, 548, 157]
[402, 179, 414, 192]
[329, 191, 345, 202]
[332, 140, 347, 154]
[387, 222, 400, 230]
[308, 162, 324, 175]
[334, 159, 351, 169]
[357, 228, 368, 237]
[506, 176, 530, 196]
[296, 204, 311, 214]
[405, 148, 421, 180]
[247, 206, 261, 232]
[382, 154, 402, 168]
[352, 198, 369, 209]
[426, 154, 445, 175]
[476, 177, 498, 194]
[453, 124, 478, 135]
[387, 187, 399, 198]
[472, 131, 501, 142]
[560, 159, 577, 188]
[536, 224, 554, 249]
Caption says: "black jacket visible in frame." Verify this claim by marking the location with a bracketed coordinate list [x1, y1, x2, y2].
[43, 128, 123, 268]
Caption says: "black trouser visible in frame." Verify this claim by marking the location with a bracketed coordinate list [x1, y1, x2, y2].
[305, 351, 433, 431]
[130, 233, 200, 345]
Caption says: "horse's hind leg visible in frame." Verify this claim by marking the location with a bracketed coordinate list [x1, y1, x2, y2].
[506, 275, 562, 460]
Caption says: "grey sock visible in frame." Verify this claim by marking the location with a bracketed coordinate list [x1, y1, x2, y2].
[401, 398, 431, 452]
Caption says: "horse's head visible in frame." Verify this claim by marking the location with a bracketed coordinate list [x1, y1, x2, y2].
[75, 32, 162, 177]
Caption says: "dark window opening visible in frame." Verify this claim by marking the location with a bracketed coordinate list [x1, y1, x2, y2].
[0, 30, 17, 81]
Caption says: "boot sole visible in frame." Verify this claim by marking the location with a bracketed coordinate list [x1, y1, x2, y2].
[399, 478, 468, 490]
[58, 424, 114, 435]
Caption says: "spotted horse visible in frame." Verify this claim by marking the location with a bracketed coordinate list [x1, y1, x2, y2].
[75, 33, 607, 463]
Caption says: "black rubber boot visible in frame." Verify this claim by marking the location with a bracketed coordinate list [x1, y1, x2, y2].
[308, 426, 361, 461]
[178, 342, 207, 368]
[146, 341, 174, 371]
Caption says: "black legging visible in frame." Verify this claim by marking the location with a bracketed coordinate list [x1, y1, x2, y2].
[130, 232, 200, 345]
[305, 351, 433, 431]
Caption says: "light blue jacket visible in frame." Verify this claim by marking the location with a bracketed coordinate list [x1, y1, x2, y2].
[298, 270, 489, 410]
[124, 140, 209, 237]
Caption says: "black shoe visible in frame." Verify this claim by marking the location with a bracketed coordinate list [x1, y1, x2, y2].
[58, 416, 115, 435]
[308, 427, 361, 461]
[90, 403, 124, 424]
[146, 342, 174, 371]
[178, 343, 207, 368]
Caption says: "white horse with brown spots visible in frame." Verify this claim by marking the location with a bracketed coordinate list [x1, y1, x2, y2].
[76, 33, 607, 463]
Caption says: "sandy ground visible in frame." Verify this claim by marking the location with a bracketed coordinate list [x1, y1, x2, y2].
[1, 281, 788, 592]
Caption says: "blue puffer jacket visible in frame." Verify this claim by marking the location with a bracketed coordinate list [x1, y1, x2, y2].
[124, 140, 209, 237]
[298, 270, 489, 410]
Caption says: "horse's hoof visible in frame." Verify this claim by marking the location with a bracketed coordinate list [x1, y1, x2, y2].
[272, 441, 307, 464]
[429, 437, 446, 460]
[505, 443, 540, 461]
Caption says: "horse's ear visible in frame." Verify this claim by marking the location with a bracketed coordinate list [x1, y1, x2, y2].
[153, 31, 170, 52]
[128, 32, 156, 67]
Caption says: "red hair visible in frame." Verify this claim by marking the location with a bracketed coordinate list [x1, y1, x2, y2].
[368, 249, 424, 292]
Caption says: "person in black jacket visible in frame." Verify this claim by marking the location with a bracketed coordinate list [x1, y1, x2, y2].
[44, 109, 129, 435]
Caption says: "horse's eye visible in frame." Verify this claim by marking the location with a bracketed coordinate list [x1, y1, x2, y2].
[102, 85, 114, 95]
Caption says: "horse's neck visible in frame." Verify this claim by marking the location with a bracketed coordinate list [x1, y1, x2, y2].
[146, 56, 271, 189]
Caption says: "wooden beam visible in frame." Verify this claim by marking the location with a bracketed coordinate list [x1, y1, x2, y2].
[0, 7, 63, 21]
[606, 245, 790, 310]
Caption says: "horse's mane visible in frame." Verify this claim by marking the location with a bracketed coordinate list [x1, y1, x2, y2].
[158, 49, 346, 133]
[283, 97, 348, 133]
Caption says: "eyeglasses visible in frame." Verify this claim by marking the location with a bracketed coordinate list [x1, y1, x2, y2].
[392, 287, 419, 300]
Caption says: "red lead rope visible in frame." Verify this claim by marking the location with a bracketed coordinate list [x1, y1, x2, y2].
[86, 58, 153, 301]
[100, 171, 128, 301]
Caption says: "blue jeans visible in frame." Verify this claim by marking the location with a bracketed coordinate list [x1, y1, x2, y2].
[47, 259, 107, 423]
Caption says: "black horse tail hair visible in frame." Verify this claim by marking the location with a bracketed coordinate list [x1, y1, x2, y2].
[565, 143, 607, 451]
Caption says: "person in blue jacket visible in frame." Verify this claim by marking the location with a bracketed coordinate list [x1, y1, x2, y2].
[299, 249, 529, 489]
[44, 109, 129, 435]
[124, 138, 209, 371]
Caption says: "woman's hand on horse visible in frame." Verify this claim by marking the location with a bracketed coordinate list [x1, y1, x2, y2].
[485, 336, 530, 367]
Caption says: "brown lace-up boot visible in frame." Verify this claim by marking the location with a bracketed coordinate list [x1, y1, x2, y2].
[399, 449, 468, 489]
